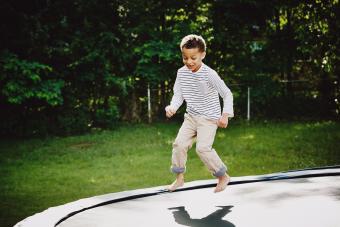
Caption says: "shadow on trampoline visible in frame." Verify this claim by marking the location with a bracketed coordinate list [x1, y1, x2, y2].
[168, 205, 235, 227]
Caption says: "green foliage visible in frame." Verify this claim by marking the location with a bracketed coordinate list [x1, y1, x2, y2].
[55, 105, 92, 136]
[94, 97, 120, 128]
[0, 52, 64, 106]
[0, 0, 339, 137]
[134, 39, 178, 84]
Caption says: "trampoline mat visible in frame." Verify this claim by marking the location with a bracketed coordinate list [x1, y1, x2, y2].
[58, 176, 340, 227]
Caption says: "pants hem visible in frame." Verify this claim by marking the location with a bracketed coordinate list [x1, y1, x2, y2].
[213, 165, 227, 177]
[171, 166, 186, 174]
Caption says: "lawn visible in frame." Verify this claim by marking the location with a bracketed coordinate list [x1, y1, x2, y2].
[1, 120, 340, 227]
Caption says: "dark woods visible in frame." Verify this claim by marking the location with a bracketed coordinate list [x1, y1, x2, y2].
[1, 0, 339, 137]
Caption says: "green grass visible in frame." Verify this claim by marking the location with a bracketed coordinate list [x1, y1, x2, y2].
[1, 120, 340, 227]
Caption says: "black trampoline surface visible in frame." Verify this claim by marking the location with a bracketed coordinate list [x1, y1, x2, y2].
[15, 166, 340, 227]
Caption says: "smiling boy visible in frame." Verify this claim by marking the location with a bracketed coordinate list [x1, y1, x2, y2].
[165, 34, 234, 193]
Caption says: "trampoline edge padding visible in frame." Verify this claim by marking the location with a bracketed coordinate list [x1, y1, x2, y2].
[13, 166, 340, 227]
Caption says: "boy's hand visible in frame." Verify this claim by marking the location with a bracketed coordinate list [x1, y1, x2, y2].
[217, 113, 229, 128]
[165, 105, 176, 118]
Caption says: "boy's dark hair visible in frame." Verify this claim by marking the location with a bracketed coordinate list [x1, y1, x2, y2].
[180, 34, 206, 52]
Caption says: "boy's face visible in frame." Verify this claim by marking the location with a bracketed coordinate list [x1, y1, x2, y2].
[181, 47, 206, 73]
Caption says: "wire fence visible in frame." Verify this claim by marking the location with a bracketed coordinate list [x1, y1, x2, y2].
[143, 78, 339, 122]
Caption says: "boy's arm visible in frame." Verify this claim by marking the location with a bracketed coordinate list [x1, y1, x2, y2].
[208, 72, 234, 118]
[169, 75, 184, 111]
[166, 75, 184, 117]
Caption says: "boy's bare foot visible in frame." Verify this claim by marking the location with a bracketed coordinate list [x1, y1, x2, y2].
[167, 174, 184, 192]
[214, 174, 230, 193]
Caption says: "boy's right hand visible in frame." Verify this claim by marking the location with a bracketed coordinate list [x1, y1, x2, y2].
[165, 105, 176, 118]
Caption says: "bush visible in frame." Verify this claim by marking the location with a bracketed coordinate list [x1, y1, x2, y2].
[55, 106, 92, 136]
[94, 104, 119, 129]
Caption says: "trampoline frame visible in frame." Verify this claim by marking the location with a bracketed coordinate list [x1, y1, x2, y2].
[14, 165, 340, 227]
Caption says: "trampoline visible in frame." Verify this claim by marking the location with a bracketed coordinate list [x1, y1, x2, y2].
[15, 166, 340, 227]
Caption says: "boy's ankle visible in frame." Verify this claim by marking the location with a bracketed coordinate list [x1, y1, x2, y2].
[214, 174, 230, 193]
[168, 177, 185, 192]
[218, 173, 229, 179]
[177, 173, 184, 180]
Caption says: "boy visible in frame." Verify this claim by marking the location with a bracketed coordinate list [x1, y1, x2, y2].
[165, 34, 234, 193]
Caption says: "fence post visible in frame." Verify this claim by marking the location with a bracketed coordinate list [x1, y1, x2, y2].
[147, 83, 152, 123]
[247, 86, 250, 121]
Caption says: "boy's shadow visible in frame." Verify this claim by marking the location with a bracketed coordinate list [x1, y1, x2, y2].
[168, 205, 235, 227]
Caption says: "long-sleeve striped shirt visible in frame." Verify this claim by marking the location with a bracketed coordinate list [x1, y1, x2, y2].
[169, 63, 234, 120]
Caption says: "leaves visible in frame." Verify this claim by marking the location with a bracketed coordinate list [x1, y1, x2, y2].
[0, 52, 63, 106]
[0, 0, 339, 136]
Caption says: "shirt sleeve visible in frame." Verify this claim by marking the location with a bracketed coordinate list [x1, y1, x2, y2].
[208, 71, 234, 117]
[169, 73, 184, 111]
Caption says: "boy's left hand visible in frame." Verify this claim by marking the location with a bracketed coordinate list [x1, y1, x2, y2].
[217, 114, 229, 128]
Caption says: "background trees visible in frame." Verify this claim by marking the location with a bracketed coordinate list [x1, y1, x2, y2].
[1, 0, 339, 137]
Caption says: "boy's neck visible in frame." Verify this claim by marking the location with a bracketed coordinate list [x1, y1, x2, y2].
[190, 62, 203, 73]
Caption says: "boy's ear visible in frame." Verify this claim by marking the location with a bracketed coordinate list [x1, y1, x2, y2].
[201, 52, 206, 60]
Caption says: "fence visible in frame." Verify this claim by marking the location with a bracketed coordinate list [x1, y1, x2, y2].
[144, 78, 339, 122]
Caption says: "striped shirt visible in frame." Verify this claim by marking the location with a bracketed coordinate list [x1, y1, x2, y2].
[170, 63, 234, 120]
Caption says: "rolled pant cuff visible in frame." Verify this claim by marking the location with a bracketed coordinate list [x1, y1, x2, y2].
[171, 166, 186, 174]
[213, 166, 227, 177]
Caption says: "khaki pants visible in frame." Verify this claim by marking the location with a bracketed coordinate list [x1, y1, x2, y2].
[171, 113, 227, 177]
